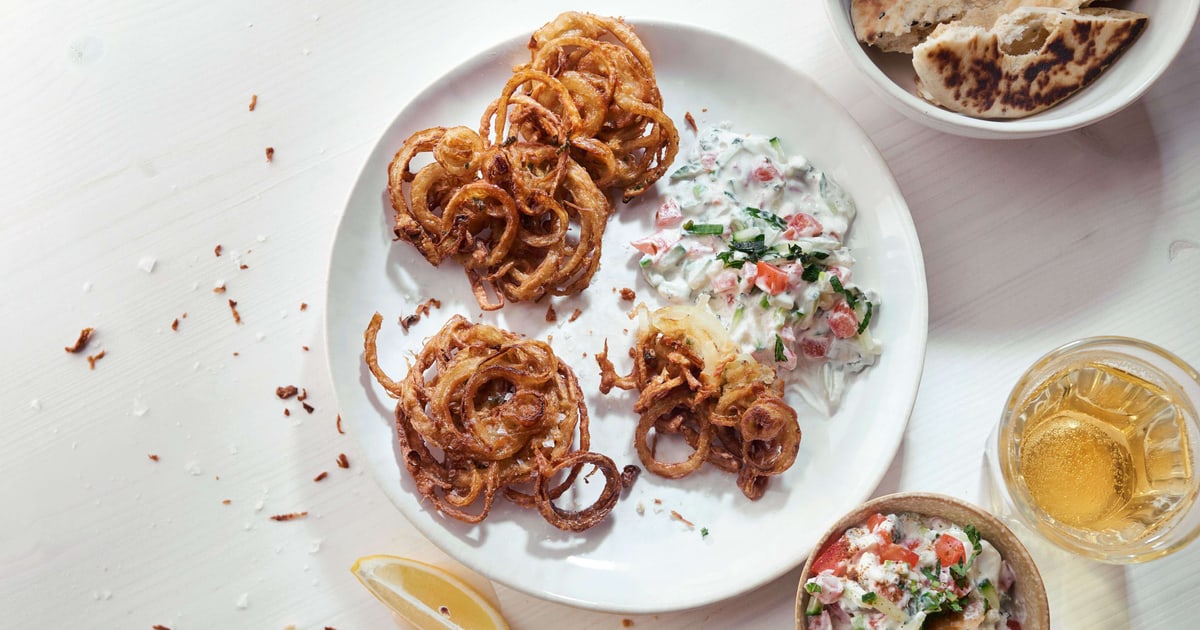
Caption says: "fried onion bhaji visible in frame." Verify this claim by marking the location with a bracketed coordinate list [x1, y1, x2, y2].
[387, 13, 678, 310]
[365, 313, 622, 531]
[597, 305, 801, 500]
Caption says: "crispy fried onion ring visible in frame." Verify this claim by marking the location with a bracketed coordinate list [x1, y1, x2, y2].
[521, 11, 679, 202]
[365, 312, 621, 531]
[597, 305, 801, 500]
[387, 13, 677, 310]
[389, 123, 608, 310]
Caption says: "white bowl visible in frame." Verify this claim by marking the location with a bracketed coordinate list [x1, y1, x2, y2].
[824, 0, 1200, 139]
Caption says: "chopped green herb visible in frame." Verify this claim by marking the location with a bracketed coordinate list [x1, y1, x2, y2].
[801, 265, 821, 283]
[861, 592, 878, 604]
[745, 207, 786, 230]
[716, 250, 744, 269]
[639, 258, 651, 268]
[760, 295, 771, 309]
[774, 335, 786, 362]
[716, 234, 769, 268]
[964, 524, 982, 556]
[669, 163, 700, 181]
[682, 221, 724, 235]
[856, 301, 873, 335]
[700, 527, 709, 538]
[829, 276, 859, 308]
[769, 136, 783, 153]
[804, 582, 822, 594]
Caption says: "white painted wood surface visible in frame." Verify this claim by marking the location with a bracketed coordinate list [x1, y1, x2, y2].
[2, 1, 1197, 628]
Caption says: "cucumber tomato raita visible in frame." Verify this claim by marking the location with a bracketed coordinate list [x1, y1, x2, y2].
[633, 124, 880, 410]
[801, 512, 1023, 630]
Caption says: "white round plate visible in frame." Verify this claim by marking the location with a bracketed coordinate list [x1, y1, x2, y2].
[326, 20, 927, 614]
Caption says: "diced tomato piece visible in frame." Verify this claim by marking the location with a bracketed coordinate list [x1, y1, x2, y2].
[826, 266, 849, 283]
[754, 262, 789, 295]
[1006, 621, 1022, 630]
[827, 302, 859, 339]
[866, 513, 892, 544]
[752, 160, 780, 183]
[655, 198, 682, 228]
[935, 534, 966, 567]
[878, 543, 919, 568]
[785, 212, 823, 238]
[800, 336, 829, 359]
[811, 534, 852, 577]
[712, 270, 739, 294]
[630, 231, 678, 258]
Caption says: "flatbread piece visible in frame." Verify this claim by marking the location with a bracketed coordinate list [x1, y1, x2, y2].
[911, 7, 1147, 118]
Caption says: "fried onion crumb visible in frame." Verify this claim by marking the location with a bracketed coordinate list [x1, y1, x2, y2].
[670, 510, 695, 528]
[269, 511, 308, 522]
[87, 349, 106, 370]
[64, 327, 95, 353]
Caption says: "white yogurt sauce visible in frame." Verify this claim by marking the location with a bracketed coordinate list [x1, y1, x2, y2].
[634, 124, 880, 409]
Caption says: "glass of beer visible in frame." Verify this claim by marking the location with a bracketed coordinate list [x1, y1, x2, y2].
[993, 337, 1200, 563]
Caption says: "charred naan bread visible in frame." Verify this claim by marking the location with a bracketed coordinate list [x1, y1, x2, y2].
[851, 0, 1090, 53]
[911, 7, 1147, 118]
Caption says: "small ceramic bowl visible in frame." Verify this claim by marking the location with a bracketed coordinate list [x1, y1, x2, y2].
[795, 492, 1050, 629]
[823, 0, 1200, 139]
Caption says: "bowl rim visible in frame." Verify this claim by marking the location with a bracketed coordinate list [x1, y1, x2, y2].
[793, 492, 1050, 629]
[822, 0, 1200, 139]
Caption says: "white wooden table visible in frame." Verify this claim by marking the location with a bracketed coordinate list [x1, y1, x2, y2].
[3, 2, 1197, 628]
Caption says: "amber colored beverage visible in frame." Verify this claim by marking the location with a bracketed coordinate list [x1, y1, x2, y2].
[997, 338, 1200, 562]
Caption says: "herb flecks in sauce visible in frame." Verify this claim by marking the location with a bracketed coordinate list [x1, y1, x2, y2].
[633, 124, 881, 407]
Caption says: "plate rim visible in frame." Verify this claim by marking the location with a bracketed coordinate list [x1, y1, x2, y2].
[323, 16, 929, 614]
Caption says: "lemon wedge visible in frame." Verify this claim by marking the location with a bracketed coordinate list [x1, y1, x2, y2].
[350, 554, 510, 630]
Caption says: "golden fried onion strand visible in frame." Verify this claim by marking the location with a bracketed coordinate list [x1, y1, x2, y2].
[365, 312, 622, 531]
[387, 12, 679, 310]
[597, 305, 801, 500]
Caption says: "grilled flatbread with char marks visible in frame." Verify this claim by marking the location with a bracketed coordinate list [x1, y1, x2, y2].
[851, 0, 1091, 53]
[912, 7, 1147, 118]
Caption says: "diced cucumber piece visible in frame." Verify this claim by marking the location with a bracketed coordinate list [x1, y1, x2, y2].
[732, 227, 761, 242]
[979, 579, 1000, 612]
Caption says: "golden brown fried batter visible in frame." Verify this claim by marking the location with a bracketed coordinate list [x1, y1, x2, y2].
[365, 313, 621, 531]
[387, 12, 678, 310]
[597, 305, 801, 500]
